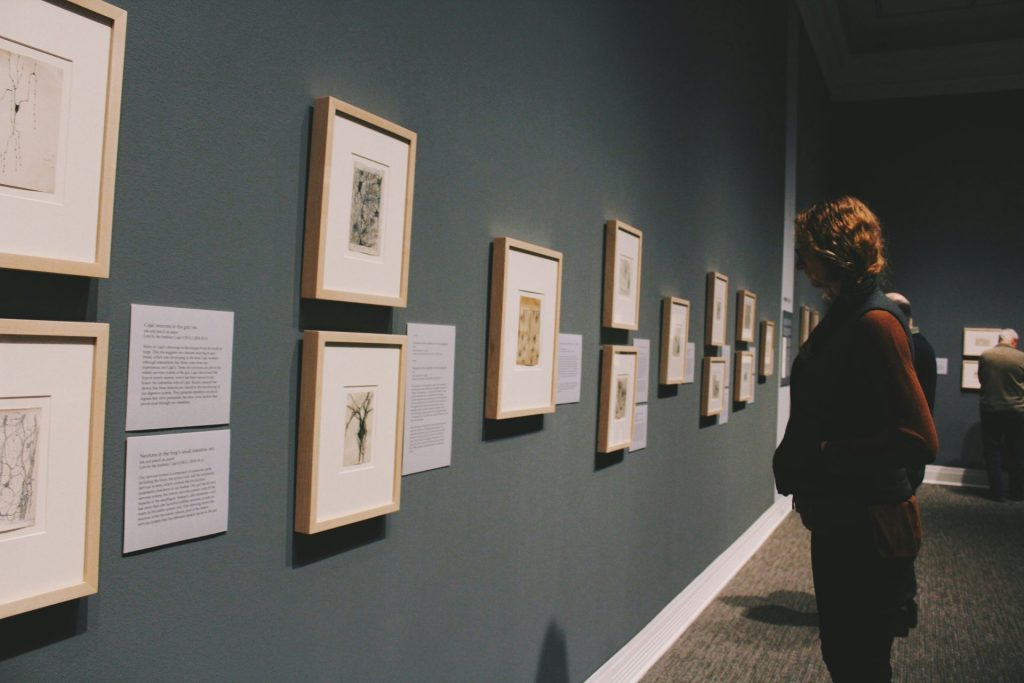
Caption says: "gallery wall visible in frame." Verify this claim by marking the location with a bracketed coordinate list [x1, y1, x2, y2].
[0, 1, 789, 681]
[829, 89, 1024, 469]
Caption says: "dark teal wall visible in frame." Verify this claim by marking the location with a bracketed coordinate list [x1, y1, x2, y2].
[0, 1, 788, 680]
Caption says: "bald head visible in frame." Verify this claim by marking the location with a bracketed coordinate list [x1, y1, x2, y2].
[886, 292, 912, 320]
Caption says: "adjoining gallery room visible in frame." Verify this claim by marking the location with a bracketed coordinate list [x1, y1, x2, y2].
[1, 0, 1023, 681]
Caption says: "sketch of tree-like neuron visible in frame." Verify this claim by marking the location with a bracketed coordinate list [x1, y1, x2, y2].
[744, 302, 753, 332]
[0, 408, 40, 533]
[671, 325, 683, 358]
[349, 160, 384, 256]
[344, 390, 374, 467]
[618, 255, 633, 297]
[0, 46, 63, 193]
[711, 372, 722, 401]
[615, 374, 629, 420]
[516, 295, 541, 366]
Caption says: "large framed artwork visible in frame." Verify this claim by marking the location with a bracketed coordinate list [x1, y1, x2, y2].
[602, 220, 643, 330]
[0, 319, 108, 619]
[0, 0, 126, 277]
[597, 345, 638, 453]
[485, 238, 563, 420]
[734, 350, 754, 403]
[302, 96, 417, 306]
[659, 296, 690, 385]
[963, 328, 1000, 358]
[759, 320, 775, 377]
[961, 359, 981, 390]
[296, 331, 407, 534]
[705, 272, 729, 347]
[701, 356, 727, 417]
[736, 290, 757, 343]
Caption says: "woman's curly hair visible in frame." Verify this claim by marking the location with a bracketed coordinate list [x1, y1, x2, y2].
[795, 196, 887, 285]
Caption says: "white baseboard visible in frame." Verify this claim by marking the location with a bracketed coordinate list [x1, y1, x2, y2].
[923, 464, 988, 489]
[586, 496, 792, 683]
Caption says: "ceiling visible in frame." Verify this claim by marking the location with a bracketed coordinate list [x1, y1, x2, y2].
[797, 0, 1024, 100]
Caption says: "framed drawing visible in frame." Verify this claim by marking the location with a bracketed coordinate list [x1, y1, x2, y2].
[734, 350, 754, 403]
[963, 327, 1000, 358]
[809, 308, 821, 332]
[659, 297, 690, 385]
[961, 359, 981, 390]
[736, 290, 757, 343]
[799, 305, 812, 345]
[597, 345, 638, 453]
[701, 356, 727, 417]
[0, 0, 126, 277]
[602, 220, 643, 330]
[296, 331, 407, 534]
[705, 272, 729, 347]
[759, 320, 776, 377]
[485, 237, 563, 420]
[302, 96, 417, 306]
[0, 319, 108, 619]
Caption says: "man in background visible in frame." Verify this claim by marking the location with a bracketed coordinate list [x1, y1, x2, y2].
[978, 329, 1024, 501]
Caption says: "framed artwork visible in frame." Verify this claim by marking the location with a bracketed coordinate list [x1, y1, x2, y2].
[302, 96, 417, 306]
[736, 290, 757, 343]
[734, 350, 754, 403]
[0, 0, 126, 278]
[799, 305, 812, 345]
[597, 345, 638, 453]
[705, 272, 729, 347]
[659, 296, 690, 385]
[0, 319, 108, 619]
[961, 359, 981, 390]
[963, 327, 1000, 358]
[296, 331, 407, 534]
[701, 356, 727, 417]
[809, 308, 821, 332]
[759, 320, 776, 377]
[485, 237, 563, 420]
[602, 220, 643, 330]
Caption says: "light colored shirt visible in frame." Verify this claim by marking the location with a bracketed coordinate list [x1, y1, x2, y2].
[979, 343, 1024, 413]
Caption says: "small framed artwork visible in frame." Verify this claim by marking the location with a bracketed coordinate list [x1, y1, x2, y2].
[701, 356, 728, 417]
[705, 272, 730, 347]
[799, 306, 812, 345]
[296, 331, 407, 534]
[736, 290, 757, 343]
[809, 308, 821, 332]
[0, 0, 126, 277]
[302, 96, 417, 306]
[485, 237, 563, 420]
[602, 220, 643, 330]
[659, 297, 690, 385]
[963, 328, 1001, 358]
[0, 319, 108, 619]
[734, 350, 754, 403]
[597, 345, 638, 453]
[961, 359, 981, 390]
[759, 320, 776, 377]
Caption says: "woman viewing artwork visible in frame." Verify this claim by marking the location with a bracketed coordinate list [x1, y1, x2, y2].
[773, 196, 938, 682]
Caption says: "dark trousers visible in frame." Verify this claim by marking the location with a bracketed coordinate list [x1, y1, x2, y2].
[811, 522, 916, 683]
[980, 410, 1024, 500]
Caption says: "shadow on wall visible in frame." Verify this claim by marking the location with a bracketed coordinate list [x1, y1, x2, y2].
[960, 422, 984, 469]
[535, 620, 569, 683]
[0, 599, 85, 662]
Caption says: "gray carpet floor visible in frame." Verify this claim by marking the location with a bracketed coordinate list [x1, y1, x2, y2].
[641, 484, 1024, 682]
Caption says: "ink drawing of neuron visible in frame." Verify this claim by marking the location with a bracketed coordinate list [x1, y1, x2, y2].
[671, 324, 683, 358]
[711, 371, 722, 401]
[614, 374, 629, 420]
[344, 390, 374, 467]
[618, 255, 633, 297]
[744, 302, 753, 332]
[349, 160, 385, 256]
[0, 46, 63, 193]
[0, 408, 40, 533]
[516, 295, 541, 366]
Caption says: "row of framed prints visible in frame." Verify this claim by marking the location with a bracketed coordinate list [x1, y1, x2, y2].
[961, 327, 1002, 390]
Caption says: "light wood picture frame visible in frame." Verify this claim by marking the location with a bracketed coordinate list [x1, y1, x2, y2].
[485, 237, 563, 420]
[961, 359, 981, 390]
[734, 350, 754, 403]
[799, 305, 812, 345]
[705, 272, 729, 347]
[963, 327, 1001, 358]
[302, 96, 417, 307]
[809, 308, 821, 332]
[296, 331, 407, 534]
[602, 220, 643, 330]
[659, 296, 690, 385]
[0, 319, 108, 619]
[0, 0, 126, 278]
[701, 356, 727, 417]
[759, 320, 776, 377]
[736, 290, 757, 343]
[597, 345, 638, 453]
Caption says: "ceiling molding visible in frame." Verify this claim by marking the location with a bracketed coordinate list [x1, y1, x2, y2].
[796, 0, 1024, 101]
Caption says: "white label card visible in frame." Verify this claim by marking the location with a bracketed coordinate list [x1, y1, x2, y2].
[556, 334, 583, 405]
[403, 323, 456, 475]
